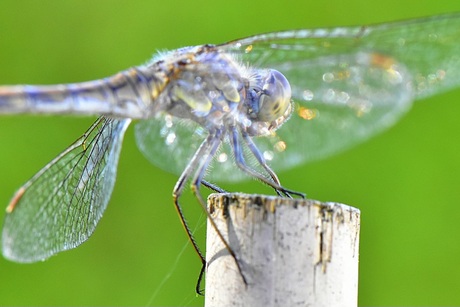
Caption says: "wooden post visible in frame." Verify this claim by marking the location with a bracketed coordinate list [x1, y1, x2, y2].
[204, 193, 360, 307]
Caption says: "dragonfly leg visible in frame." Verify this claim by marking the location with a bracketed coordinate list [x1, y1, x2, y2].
[231, 127, 305, 198]
[172, 135, 215, 291]
[172, 130, 246, 295]
[230, 127, 279, 189]
[241, 131, 305, 199]
[202, 180, 227, 193]
[189, 129, 248, 294]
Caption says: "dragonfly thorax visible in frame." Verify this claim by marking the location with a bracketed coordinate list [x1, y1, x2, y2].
[160, 47, 292, 136]
[161, 49, 245, 129]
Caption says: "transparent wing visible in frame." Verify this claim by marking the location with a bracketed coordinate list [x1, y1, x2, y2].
[137, 14, 460, 182]
[222, 13, 460, 99]
[135, 114, 246, 181]
[243, 51, 413, 171]
[135, 52, 412, 182]
[2, 117, 131, 262]
[135, 116, 206, 178]
[215, 14, 460, 172]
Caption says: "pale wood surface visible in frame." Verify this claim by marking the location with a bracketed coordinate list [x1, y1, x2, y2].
[204, 193, 360, 307]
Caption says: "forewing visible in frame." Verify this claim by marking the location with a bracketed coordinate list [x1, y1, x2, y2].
[248, 51, 413, 170]
[2, 117, 131, 262]
[213, 14, 460, 171]
[136, 14, 460, 182]
[222, 13, 460, 99]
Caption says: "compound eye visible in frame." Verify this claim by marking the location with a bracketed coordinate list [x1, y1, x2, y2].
[257, 69, 291, 122]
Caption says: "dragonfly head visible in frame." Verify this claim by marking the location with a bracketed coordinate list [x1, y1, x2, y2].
[255, 69, 292, 122]
[244, 69, 293, 136]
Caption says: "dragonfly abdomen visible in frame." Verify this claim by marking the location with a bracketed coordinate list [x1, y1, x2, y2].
[0, 67, 165, 119]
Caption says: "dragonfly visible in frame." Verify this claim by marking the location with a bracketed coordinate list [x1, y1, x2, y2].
[2, 13, 460, 292]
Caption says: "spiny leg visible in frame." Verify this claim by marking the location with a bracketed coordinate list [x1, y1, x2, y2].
[172, 130, 246, 295]
[202, 180, 227, 193]
[231, 127, 305, 198]
[241, 130, 305, 198]
[172, 135, 216, 286]
[189, 129, 248, 294]
[230, 127, 278, 188]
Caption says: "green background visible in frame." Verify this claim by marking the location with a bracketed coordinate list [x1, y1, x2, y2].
[1, 1, 460, 305]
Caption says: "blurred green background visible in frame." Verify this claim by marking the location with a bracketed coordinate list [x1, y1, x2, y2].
[1, 0, 460, 306]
